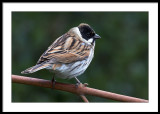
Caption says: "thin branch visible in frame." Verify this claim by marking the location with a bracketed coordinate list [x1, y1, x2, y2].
[79, 94, 89, 103]
[12, 75, 148, 102]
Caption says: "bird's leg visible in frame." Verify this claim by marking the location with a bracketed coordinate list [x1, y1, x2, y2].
[75, 77, 82, 88]
[75, 77, 81, 84]
[51, 76, 56, 89]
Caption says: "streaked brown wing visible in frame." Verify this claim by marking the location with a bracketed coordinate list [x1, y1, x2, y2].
[37, 33, 92, 64]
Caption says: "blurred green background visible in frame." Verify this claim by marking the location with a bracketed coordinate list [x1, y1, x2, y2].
[12, 12, 148, 102]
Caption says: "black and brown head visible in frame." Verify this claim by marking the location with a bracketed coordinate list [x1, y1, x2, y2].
[78, 23, 101, 44]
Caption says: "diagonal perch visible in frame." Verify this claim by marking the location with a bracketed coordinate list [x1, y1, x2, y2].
[12, 75, 148, 102]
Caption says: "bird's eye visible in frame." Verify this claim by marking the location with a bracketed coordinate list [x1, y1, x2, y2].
[87, 32, 95, 38]
[86, 32, 92, 37]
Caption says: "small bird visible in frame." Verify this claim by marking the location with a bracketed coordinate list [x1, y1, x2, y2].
[21, 23, 101, 84]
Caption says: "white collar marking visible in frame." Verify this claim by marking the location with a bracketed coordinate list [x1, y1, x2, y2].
[73, 27, 92, 45]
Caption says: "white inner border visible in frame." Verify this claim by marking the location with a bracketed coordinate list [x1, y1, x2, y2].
[3, 3, 158, 112]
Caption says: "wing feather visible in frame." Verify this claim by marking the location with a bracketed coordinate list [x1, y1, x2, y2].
[37, 33, 92, 64]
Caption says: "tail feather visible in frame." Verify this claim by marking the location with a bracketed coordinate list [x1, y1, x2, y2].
[21, 63, 51, 74]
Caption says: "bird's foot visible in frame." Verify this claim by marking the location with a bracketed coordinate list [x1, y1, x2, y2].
[75, 82, 89, 88]
[75, 77, 89, 88]
[83, 83, 89, 87]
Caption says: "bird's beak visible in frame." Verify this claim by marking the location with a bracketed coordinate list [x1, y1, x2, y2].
[94, 34, 101, 39]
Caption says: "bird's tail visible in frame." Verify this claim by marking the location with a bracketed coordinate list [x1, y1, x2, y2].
[21, 63, 51, 74]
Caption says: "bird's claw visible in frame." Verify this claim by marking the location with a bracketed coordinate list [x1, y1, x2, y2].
[75, 82, 88, 88]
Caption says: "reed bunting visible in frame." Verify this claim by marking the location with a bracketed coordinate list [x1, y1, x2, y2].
[21, 23, 101, 84]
